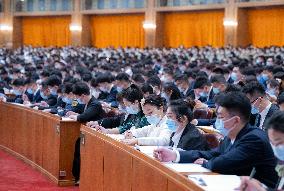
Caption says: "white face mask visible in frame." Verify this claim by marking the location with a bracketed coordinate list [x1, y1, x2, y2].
[91, 89, 100, 99]
[271, 144, 284, 161]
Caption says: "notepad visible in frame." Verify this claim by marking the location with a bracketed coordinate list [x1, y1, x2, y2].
[164, 163, 211, 173]
[61, 117, 75, 121]
[188, 175, 241, 191]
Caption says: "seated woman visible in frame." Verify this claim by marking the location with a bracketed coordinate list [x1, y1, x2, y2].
[88, 84, 149, 133]
[122, 94, 172, 146]
[167, 99, 208, 151]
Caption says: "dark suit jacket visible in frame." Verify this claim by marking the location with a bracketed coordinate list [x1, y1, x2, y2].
[179, 124, 278, 188]
[32, 90, 45, 103]
[249, 104, 279, 131]
[77, 96, 105, 123]
[98, 86, 118, 108]
[169, 123, 208, 151]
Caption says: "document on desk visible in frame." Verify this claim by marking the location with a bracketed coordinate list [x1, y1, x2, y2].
[61, 117, 75, 121]
[106, 134, 125, 141]
[188, 175, 241, 191]
[164, 163, 211, 173]
[137, 146, 158, 158]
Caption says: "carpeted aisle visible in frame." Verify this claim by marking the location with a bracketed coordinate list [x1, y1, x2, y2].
[0, 149, 79, 191]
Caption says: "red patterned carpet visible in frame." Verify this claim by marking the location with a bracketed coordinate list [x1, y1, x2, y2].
[0, 149, 79, 191]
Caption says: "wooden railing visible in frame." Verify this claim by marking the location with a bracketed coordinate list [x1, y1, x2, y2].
[80, 125, 206, 191]
[0, 102, 81, 186]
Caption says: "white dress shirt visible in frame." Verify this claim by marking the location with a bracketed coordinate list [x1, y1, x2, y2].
[171, 128, 185, 149]
[131, 116, 171, 146]
[259, 103, 272, 130]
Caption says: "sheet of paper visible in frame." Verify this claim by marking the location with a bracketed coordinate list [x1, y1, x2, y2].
[188, 175, 241, 191]
[164, 163, 211, 173]
[106, 134, 125, 141]
[61, 117, 75, 121]
[137, 146, 158, 158]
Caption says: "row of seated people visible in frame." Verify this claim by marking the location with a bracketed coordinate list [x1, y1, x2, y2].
[0, 46, 284, 190]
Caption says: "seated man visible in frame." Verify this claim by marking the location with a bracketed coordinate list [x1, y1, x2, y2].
[193, 76, 216, 108]
[243, 81, 279, 131]
[154, 92, 278, 188]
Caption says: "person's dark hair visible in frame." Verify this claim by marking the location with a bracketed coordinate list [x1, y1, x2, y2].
[146, 76, 161, 88]
[268, 79, 280, 89]
[277, 92, 284, 105]
[193, 77, 211, 89]
[169, 99, 193, 123]
[163, 82, 182, 101]
[72, 82, 90, 96]
[141, 83, 154, 95]
[96, 74, 112, 84]
[265, 111, 284, 133]
[143, 94, 166, 111]
[215, 92, 251, 122]
[62, 83, 73, 94]
[224, 84, 242, 93]
[210, 74, 226, 84]
[122, 84, 143, 103]
[12, 79, 25, 86]
[45, 75, 61, 87]
[175, 74, 188, 83]
[132, 74, 145, 84]
[242, 81, 266, 96]
[116, 73, 130, 82]
[81, 73, 92, 83]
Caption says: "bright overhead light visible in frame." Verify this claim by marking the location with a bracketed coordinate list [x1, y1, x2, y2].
[223, 19, 238, 27]
[69, 24, 82, 31]
[143, 21, 156, 29]
[0, 25, 13, 31]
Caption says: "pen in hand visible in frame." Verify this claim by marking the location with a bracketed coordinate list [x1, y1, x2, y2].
[242, 167, 256, 191]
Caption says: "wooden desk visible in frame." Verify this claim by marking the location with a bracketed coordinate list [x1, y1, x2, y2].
[80, 125, 205, 191]
[0, 102, 81, 186]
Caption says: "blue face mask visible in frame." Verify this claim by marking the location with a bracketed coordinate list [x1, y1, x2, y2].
[76, 98, 85, 105]
[166, 119, 178, 132]
[213, 87, 220, 94]
[215, 119, 229, 137]
[199, 91, 207, 98]
[230, 72, 238, 82]
[13, 89, 22, 96]
[27, 88, 34, 94]
[146, 115, 161, 126]
[116, 86, 123, 93]
[40, 91, 48, 100]
[62, 97, 72, 104]
[49, 88, 57, 96]
[262, 74, 269, 81]
[271, 144, 284, 161]
[267, 88, 276, 97]
[126, 105, 139, 115]
[251, 106, 259, 115]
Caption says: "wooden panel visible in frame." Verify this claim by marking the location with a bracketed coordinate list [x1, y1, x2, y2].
[80, 130, 104, 191]
[104, 143, 132, 191]
[0, 102, 80, 186]
[80, 126, 205, 191]
[132, 158, 168, 191]
[59, 121, 81, 181]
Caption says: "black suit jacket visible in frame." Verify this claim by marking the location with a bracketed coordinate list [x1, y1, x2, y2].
[169, 123, 208, 151]
[179, 124, 278, 188]
[249, 104, 279, 131]
[77, 96, 105, 123]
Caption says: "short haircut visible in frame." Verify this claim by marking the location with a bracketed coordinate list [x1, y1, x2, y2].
[141, 83, 154, 95]
[224, 84, 242, 93]
[193, 77, 211, 89]
[72, 82, 90, 96]
[175, 74, 188, 83]
[116, 73, 130, 82]
[265, 111, 284, 134]
[132, 74, 145, 84]
[215, 92, 251, 122]
[12, 79, 25, 86]
[146, 76, 161, 87]
[45, 75, 61, 87]
[62, 83, 73, 94]
[169, 99, 193, 122]
[242, 81, 266, 96]
[210, 74, 226, 84]
[96, 74, 112, 84]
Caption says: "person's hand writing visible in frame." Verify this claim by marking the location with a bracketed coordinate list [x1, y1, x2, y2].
[153, 147, 177, 162]
[124, 130, 134, 139]
[237, 176, 266, 191]
[194, 158, 208, 165]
